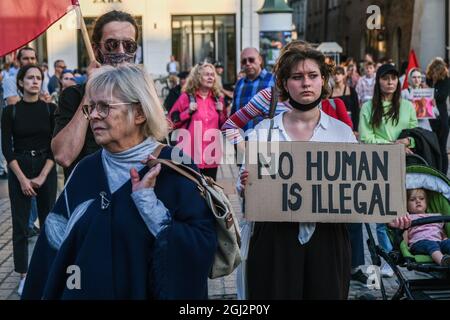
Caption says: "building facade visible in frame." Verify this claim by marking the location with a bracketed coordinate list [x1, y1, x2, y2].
[43, 0, 269, 83]
[294, 0, 450, 68]
[301, 0, 415, 66]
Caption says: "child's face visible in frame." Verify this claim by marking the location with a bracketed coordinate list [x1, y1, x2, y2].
[407, 190, 427, 214]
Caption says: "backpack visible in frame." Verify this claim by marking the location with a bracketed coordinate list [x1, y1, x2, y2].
[151, 145, 242, 279]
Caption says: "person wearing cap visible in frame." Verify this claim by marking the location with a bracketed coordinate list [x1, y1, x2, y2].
[359, 63, 418, 278]
[163, 71, 189, 113]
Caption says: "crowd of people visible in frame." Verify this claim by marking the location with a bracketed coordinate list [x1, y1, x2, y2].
[0, 8, 449, 300]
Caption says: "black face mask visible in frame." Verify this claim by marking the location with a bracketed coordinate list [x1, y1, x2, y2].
[97, 50, 135, 66]
[288, 94, 322, 112]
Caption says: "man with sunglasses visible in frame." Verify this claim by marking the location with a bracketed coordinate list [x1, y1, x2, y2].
[230, 47, 275, 131]
[51, 10, 139, 180]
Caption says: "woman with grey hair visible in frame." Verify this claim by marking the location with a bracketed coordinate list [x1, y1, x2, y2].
[22, 64, 217, 299]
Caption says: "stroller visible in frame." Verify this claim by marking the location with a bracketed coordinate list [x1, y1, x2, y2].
[365, 158, 450, 300]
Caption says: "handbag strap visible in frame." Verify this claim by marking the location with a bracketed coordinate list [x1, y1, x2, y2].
[268, 86, 278, 119]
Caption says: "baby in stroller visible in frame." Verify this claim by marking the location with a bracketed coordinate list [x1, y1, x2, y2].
[405, 188, 450, 266]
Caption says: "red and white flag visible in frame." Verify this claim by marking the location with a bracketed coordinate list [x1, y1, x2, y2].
[0, 0, 79, 57]
[402, 50, 420, 90]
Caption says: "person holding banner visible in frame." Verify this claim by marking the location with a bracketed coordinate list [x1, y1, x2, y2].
[51, 10, 140, 180]
[401, 68, 433, 131]
[237, 45, 356, 300]
[359, 63, 418, 277]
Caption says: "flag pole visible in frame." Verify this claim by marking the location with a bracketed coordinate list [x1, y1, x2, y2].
[75, 4, 96, 63]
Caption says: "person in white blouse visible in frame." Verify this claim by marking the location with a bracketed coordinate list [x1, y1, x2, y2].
[237, 44, 410, 300]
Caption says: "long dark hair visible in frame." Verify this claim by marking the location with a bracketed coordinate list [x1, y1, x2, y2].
[371, 74, 402, 129]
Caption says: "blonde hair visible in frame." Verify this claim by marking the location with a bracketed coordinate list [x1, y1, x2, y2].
[426, 58, 449, 84]
[85, 64, 168, 141]
[183, 63, 222, 97]
[407, 188, 427, 203]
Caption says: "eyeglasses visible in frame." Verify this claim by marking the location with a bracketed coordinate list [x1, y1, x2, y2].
[82, 101, 136, 120]
[56, 65, 67, 69]
[101, 39, 138, 54]
[241, 57, 256, 65]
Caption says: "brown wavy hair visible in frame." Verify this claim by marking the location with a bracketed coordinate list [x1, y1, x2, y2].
[273, 44, 334, 101]
[426, 58, 449, 85]
[183, 63, 222, 97]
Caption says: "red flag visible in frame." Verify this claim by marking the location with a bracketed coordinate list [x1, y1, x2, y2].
[402, 49, 420, 90]
[0, 0, 78, 57]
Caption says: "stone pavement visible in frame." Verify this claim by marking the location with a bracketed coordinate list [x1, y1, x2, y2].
[0, 162, 443, 300]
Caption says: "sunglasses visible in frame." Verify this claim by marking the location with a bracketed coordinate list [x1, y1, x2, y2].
[82, 101, 136, 120]
[241, 57, 256, 65]
[101, 39, 138, 54]
[57, 65, 67, 69]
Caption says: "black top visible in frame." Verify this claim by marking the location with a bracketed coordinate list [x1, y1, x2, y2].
[332, 86, 360, 130]
[53, 84, 100, 178]
[1, 99, 56, 163]
[163, 84, 182, 113]
[427, 77, 450, 115]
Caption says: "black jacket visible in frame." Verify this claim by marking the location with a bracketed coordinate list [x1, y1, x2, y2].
[398, 127, 442, 171]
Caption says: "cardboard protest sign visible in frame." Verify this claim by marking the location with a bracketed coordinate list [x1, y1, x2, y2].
[411, 88, 435, 119]
[244, 141, 407, 223]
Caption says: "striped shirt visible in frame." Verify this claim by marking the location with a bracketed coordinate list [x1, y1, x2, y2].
[222, 87, 353, 144]
[231, 69, 275, 131]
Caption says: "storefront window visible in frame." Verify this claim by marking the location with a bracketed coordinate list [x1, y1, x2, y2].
[172, 14, 236, 84]
[77, 16, 143, 70]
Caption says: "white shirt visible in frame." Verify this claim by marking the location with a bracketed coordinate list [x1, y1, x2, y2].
[245, 110, 357, 244]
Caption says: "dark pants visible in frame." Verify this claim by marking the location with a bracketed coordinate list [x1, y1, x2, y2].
[430, 107, 449, 175]
[200, 167, 218, 181]
[410, 239, 450, 256]
[9, 153, 57, 274]
[247, 222, 351, 300]
[347, 223, 365, 269]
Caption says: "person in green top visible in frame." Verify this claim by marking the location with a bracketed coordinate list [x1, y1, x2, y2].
[358, 63, 418, 277]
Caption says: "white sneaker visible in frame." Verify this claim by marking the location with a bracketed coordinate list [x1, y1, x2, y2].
[17, 277, 26, 296]
[381, 263, 394, 278]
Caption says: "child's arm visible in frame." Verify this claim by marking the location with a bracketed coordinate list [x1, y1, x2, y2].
[403, 230, 409, 246]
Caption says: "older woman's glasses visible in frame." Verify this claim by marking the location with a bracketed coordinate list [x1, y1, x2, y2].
[101, 39, 138, 54]
[82, 101, 136, 120]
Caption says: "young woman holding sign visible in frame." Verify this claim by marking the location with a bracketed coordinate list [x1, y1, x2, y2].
[359, 64, 418, 277]
[238, 44, 411, 299]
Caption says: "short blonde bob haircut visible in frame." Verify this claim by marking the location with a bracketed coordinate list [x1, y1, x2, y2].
[85, 63, 168, 141]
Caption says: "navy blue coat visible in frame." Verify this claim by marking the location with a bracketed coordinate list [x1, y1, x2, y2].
[22, 146, 217, 299]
